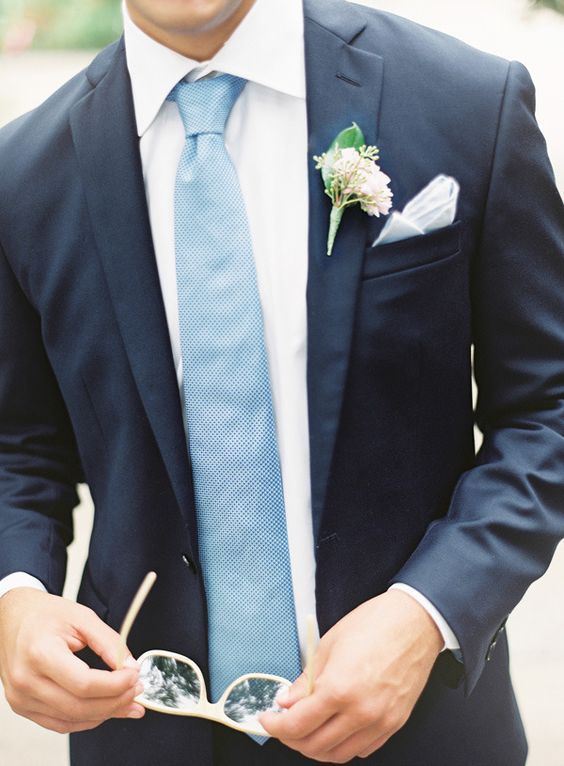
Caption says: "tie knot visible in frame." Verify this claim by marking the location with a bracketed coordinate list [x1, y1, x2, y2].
[168, 74, 247, 137]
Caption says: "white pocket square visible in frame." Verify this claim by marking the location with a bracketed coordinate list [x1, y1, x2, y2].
[373, 175, 460, 247]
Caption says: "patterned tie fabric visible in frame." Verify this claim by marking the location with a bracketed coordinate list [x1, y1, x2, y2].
[168, 75, 302, 716]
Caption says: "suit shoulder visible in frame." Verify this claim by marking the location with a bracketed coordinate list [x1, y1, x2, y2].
[352, 4, 512, 98]
[0, 40, 121, 176]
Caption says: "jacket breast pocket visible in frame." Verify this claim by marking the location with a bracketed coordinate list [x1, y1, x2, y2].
[362, 220, 464, 280]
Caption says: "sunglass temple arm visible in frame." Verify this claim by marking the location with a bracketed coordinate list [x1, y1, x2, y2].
[117, 571, 158, 670]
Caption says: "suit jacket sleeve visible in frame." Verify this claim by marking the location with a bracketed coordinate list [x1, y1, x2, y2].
[0, 241, 81, 594]
[393, 60, 564, 693]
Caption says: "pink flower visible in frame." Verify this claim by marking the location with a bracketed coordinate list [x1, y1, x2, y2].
[332, 147, 372, 178]
[328, 148, 392, 215]
[359, 166, 393, 217]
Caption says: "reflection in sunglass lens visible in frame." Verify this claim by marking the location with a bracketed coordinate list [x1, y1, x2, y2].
[224, 677, 289, 727]
[139, 655, 202, 710]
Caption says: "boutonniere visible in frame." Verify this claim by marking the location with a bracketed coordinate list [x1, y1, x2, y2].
[314, 123, 393, 256]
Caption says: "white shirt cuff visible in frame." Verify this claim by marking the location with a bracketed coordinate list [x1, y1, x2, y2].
[390, 583, 460, 651]
[0, 572, 47, 599]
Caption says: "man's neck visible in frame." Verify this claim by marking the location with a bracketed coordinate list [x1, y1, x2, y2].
[126, 0, 256, 62]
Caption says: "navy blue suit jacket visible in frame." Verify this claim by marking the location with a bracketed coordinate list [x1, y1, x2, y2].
[0, 0, 563, 763]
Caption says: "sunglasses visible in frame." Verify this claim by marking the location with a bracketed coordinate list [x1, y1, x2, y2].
[116, 572, 317, 737]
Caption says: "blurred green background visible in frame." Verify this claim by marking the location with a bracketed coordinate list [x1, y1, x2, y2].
[0, 0, 121, 50]
[0, 0, 562, 50]
[536, 0, 564, 11]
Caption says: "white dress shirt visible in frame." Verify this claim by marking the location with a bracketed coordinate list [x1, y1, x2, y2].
[0, 0, 458, 654]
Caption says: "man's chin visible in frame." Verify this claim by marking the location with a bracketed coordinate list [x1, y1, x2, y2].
[126, 0, 253, 37]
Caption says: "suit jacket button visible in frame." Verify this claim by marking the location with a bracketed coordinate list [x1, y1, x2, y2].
[182, 554, 197, 574]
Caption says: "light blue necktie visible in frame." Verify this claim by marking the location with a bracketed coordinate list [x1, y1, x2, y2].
[168, 74, 301, 718]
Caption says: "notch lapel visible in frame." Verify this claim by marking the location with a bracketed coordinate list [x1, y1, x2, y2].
[69, 42, 198, 555]
[303, 0, 386, 538]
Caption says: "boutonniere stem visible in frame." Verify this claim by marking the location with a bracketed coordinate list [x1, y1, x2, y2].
[314, 123, 393, 256]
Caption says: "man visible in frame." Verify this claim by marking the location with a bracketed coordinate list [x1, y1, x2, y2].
[0, 0, 562, 764]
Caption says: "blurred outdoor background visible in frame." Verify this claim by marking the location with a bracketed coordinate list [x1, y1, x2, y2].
[0, 0, 562, 764]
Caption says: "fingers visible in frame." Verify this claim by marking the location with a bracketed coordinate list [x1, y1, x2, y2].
[266, 707, 393, 764]
[27, 713, 107, 735]
[261, 683, 340, 740]
[38, 636, 139, 699]
[264, 685, 408, 761]
[7, 677, 145, 730]
[12, 672, 145, 724]
[275, 711, 365, 759]
[358, 731, 393, 758]
[313, 725, 394, 763]
[69, 604, 132, 672]
[277, 672, 309, 709]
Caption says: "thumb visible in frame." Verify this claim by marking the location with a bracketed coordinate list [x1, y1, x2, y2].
[277, 672, 310, 709]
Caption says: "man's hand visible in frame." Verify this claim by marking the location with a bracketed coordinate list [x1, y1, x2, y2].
[0, 588, 145, 733]
[261, 590, 443, 763]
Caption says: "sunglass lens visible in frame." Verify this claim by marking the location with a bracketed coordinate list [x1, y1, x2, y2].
[224, 677, 290, 729]
[138, 655, 202, 710]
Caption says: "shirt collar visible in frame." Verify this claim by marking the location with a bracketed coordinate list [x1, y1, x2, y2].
[123, 0, 306, 137]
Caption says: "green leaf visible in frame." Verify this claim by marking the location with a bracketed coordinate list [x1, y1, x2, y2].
[329, 122, 366, 152]
[321, 122, 366, 189]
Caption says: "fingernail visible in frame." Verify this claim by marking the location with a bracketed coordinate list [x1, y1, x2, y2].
[127, 705, 144, 719]
[135, 682, 144, 696]
[124, 655, 139, 670]
[275, 688, 290, 704]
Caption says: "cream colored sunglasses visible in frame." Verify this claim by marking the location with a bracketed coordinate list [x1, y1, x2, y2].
[116, 573, 317, 737]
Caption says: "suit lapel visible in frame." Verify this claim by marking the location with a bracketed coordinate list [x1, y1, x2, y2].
[303, 0, 385, 538]
[69, 42, 198, 554]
